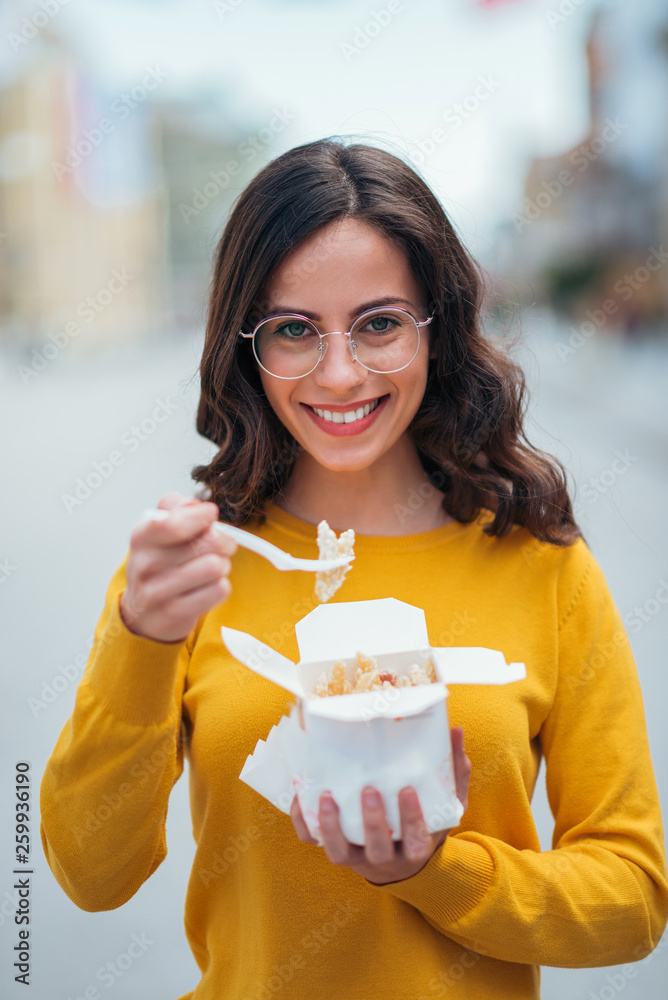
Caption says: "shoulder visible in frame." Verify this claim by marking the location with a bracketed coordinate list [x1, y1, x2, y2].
[477, 515, 596, 610]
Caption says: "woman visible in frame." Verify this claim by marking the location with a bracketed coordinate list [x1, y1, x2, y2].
[40, 139, 667, 999]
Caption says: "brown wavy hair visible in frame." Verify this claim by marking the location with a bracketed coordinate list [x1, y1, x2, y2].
[192, 137, 582, 545]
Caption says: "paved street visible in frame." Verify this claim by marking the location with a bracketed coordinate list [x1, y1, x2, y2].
[1, 313, 666, 999]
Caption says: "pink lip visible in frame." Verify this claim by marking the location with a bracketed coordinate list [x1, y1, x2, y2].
[301, 395, 389, 436]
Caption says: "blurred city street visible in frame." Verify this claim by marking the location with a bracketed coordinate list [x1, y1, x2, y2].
[1, 313, 667, 1000]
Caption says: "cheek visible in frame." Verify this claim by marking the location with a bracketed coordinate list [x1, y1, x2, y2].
[259, 375, 288, 418]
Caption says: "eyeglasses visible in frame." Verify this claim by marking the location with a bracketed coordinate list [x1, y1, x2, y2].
[239, 306, 433, 380]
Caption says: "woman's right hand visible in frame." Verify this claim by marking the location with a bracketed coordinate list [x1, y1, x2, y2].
[119, 492, 238, 643]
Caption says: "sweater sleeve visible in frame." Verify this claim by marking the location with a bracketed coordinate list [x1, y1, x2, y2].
[40, 551, 193, 912]
[376, 540, 668, 967]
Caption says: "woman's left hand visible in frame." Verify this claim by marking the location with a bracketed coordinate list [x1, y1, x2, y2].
[290, 727, 471, 885]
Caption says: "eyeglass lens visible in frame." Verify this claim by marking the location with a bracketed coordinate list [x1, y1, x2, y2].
[253, 308, 420, 378]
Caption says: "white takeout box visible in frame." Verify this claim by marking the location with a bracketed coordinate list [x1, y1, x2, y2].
[222, 598, 525, 845]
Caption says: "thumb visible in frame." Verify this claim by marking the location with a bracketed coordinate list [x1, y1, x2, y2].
[156, 491, 194, 512]
[451, 727, 471, 813]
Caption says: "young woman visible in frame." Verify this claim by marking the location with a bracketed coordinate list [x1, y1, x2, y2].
[40, 139, 667, 1000]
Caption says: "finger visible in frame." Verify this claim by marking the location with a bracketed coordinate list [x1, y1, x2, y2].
[161, 523, 238, 566]
[360, 787, 394, 864]
[140, 553, 232, 607]
[290, 795, 319, 844]
[451, 727, 471, 811]
[133, 501, 221, 552]
[397, 787, 433, 863]
[318, 793, 354, 864]
[162, 576, 232, 622]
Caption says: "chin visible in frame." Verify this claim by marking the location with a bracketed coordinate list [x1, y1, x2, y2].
[301, 440, 383, 474]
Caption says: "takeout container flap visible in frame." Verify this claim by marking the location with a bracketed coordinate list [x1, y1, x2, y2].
[432, 647, 526, 685]
[295, 598, 429, 661]
[221, 625, 302, 696]
[221, 597, 526, 703]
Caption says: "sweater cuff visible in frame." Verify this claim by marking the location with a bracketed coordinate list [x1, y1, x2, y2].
[85, 591, 188, 727]
[376, 835, 495, 927]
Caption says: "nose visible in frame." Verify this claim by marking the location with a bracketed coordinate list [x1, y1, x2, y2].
[312, 333, 368, 393]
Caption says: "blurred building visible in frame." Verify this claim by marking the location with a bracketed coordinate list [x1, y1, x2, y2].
[0, 26, 272, 362]
[494, 1, 668, 337]
[0, 31, 168, 358]
[157, 97, 260, 330]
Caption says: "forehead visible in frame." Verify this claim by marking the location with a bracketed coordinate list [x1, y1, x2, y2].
[263, 218, 424, 314]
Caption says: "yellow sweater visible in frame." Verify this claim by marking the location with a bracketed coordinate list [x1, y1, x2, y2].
[40, 502, 668, 999]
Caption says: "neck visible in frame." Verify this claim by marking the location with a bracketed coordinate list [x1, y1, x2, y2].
[275, 435, 452, 536]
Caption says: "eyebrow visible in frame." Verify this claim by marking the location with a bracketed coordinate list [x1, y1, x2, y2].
[265, 296, 418, 320]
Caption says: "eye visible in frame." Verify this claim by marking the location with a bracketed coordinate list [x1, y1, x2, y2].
[362, 314, 399, 334]
[275, 320, 311, 339]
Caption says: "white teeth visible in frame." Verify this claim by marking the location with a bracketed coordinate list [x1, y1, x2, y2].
[312, 398, 381, 423]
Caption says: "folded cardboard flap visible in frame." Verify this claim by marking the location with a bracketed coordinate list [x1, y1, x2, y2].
[221, 626, 302, 696]
[295, 597, 429, 661]
[432, 647, 526, 685]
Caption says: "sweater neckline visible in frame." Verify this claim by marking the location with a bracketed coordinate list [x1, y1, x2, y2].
[262, 500, 493, 553]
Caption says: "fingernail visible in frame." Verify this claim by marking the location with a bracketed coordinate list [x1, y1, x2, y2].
[402, 787, 419, 809]
[362, 787, 381, 808]
[320, 793, 335, 812]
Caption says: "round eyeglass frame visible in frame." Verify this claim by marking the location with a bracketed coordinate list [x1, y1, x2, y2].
[238, 306, 434, 380]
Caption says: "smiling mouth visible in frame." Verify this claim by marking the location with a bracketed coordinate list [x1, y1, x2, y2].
[306, 397, 385, 425]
